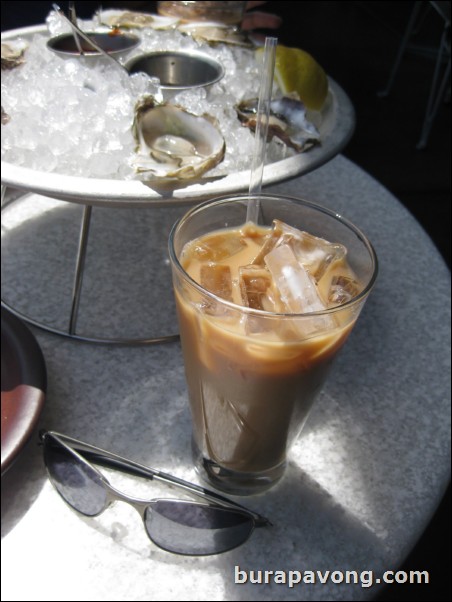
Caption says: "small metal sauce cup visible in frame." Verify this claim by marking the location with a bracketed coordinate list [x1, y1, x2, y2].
[126, 50, 225, 97]
[47, 32, 140, 58]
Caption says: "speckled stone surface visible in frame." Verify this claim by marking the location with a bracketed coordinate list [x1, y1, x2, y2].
[1, 155, 450, 601]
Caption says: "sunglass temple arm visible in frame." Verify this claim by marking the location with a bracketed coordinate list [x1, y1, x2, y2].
[43, 431, 271, 526]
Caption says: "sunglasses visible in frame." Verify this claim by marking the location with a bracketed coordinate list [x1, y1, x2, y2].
[40, 431, 271, 556]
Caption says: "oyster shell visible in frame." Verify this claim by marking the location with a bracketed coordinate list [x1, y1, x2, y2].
[132, 97, 225, 180]
[1, 106, 11, 125]
[235, 96, 321, 152]
[98, 10, 179, 30]
[1, 40, 28, 70]
[177, 22, 252, 47]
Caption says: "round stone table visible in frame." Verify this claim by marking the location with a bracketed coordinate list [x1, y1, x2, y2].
[1, 155, 450, 601]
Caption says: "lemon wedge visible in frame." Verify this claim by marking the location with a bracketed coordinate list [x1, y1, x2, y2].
[257, 45, 328, 111]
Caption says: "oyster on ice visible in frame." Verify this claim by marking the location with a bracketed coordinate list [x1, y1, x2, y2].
[1, 106, 11, 125]
[235, 96, 321, 152]
[132, 96, 226, 180]
[1, 40, 28, 70]
[177, 22, 252, 47]
[98, 9, 179, 30]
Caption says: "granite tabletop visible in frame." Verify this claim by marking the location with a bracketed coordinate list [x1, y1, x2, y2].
[1, 155, 450, 601]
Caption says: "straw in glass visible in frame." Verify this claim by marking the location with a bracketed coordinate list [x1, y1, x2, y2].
[246, 36, 278, 224]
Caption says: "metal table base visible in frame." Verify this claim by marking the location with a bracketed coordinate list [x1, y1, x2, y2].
[1, 188, 180, 345]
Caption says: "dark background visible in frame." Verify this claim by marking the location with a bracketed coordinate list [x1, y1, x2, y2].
[2, 1, 450, 600]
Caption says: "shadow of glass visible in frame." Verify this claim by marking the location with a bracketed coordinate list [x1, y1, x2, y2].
[212, 462, 387, 600]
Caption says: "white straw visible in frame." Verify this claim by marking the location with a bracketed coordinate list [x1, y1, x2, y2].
[246, 36, 277, 224]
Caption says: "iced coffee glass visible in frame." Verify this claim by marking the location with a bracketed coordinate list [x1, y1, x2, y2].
[169, 193, 377, 495]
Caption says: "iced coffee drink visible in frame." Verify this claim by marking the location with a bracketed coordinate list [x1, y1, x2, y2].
[169, 194, 377, 494]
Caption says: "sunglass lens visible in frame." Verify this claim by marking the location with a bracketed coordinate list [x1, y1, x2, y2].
[44, 438, 108, 516]
[144, 500, 254, 555]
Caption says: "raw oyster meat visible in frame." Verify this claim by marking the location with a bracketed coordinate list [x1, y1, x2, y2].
[132, 96, 225, 180]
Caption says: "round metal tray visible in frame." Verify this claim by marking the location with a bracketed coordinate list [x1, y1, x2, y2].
[1, 25, 355, 208]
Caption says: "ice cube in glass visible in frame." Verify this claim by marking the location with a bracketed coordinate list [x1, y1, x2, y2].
[192, 233, 246, 262]
[264, 244, 326, 313]
[253, 219, 346, 281]
[264, 244, 334, 334]
[327, 275, 361, 306]
[239, 265, 275, 311]
[200, 264, 233, 301]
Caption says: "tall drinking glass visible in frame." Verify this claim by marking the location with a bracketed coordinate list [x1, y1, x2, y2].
[169, 193, 378, 495]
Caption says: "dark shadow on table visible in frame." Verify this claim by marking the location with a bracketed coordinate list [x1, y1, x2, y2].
[1, 431, 48, 538]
